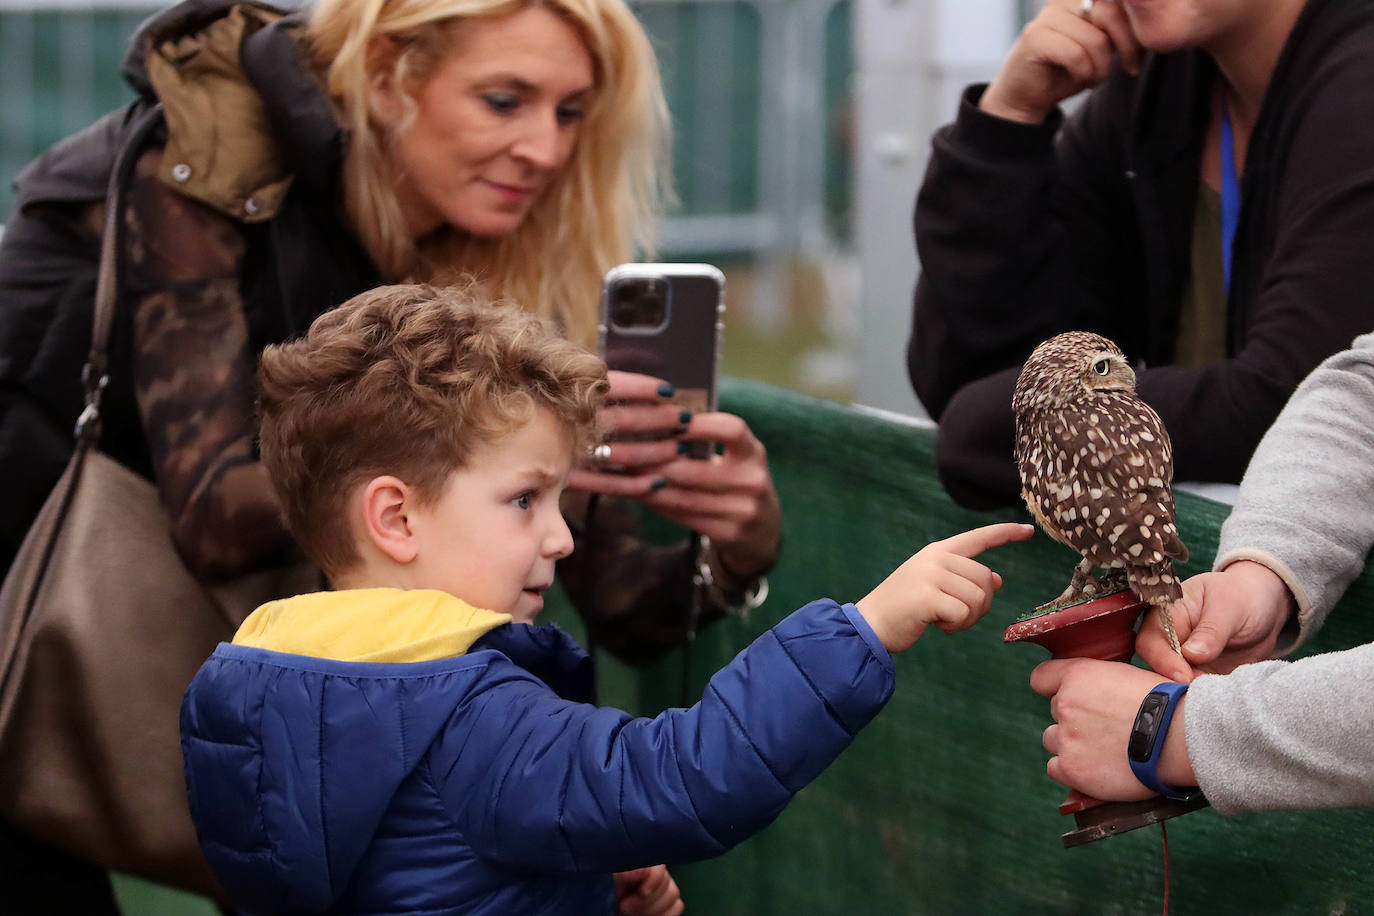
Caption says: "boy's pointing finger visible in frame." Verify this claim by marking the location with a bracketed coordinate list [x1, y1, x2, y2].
[939, 522, 1035, 558]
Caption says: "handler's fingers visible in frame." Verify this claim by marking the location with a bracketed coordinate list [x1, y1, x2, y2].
[1043, 722, 1061, 755]
[1136, 603, 1199, 682]
[1029, 657, 1076, 697]
[938, 523, 1036, 559]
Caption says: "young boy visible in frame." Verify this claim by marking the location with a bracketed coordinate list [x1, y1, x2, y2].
[180, 284, 1032, 915]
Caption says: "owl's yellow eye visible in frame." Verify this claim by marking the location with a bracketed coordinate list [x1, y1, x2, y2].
[1092, 359, 1110, 376]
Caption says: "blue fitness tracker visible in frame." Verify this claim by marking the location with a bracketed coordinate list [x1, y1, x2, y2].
[1127, 682, 1202, 802]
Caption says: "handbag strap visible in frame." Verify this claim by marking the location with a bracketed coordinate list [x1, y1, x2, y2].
[75, 103, 165, 448]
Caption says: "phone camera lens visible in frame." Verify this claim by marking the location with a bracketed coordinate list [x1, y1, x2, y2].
[610, 277, 668, 330]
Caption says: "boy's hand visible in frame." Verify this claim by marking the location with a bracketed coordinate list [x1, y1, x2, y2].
[857, 523, 1034, 653]
[614, 864, 683, 916]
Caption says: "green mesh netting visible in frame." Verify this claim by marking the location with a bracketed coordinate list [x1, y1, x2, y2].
[546, 377, 1374, 915]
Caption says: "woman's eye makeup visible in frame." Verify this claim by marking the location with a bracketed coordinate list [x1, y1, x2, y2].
[482, 93, 520, 114]
[555, 104, 585, 126]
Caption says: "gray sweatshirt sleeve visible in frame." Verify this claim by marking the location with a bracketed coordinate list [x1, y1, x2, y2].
[1214, 332, 1374, 648]
[1187, 333, 1374, 814]
[1187, 643, 1374, 814]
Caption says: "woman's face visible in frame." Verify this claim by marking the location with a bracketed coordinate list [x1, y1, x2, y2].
[386, 5, 595, 240]
[1115, 0, 1246, 52]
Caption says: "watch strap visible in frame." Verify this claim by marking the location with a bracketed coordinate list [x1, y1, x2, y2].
[1127, 681, 1201, 801]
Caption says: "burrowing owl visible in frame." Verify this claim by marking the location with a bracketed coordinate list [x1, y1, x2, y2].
[1012, 331, 1187, 654]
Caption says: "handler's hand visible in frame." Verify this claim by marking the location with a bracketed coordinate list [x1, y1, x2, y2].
[1031, 658, 1195, 801]
[614, 865, 684, 916]
[981, 0, 1142, 124]
[1138, 561, 1295, 683]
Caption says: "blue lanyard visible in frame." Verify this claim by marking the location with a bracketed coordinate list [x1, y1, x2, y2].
[1219, 99, 1240, 296]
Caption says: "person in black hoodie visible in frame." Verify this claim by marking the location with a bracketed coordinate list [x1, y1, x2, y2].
[908, 0, 1374, 509]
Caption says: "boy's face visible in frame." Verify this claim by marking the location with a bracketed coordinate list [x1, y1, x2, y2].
[406, 407, 575, 623]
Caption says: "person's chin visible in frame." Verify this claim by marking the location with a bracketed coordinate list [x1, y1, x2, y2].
[456, 210, 530, 239]
[510, 589, 545, 623]
[1120, 7, 1194, 52]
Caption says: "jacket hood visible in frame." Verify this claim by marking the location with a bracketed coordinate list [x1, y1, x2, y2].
[184, 589, 516, 913]
[119, 0, 346, 221]
[233, 588, 511, 662]
[119, 0, 286, 98]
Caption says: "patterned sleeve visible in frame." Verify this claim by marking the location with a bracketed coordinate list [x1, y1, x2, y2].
[556, 492, 774, 667]
[122, 148, 299, 582]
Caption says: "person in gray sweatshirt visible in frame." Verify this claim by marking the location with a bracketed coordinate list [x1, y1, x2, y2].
[1028, 332, 1374, 814]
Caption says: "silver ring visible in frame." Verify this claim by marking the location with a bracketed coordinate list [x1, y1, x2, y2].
[587, 442, 612, 468]
[1078, 0, 1094, 19]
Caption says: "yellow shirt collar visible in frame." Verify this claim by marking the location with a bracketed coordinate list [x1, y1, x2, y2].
[232, 588, 512, 663]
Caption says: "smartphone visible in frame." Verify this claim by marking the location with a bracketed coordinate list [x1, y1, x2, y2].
[598, 263, 725, 459]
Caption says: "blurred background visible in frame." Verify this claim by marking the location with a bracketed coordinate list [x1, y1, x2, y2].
[0, 0, 1032, 415]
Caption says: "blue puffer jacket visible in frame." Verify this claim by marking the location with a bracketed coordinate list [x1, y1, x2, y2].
[181, 597, 894, 914]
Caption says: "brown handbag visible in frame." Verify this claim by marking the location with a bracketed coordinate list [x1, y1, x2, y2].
[0, 105, 318, 897]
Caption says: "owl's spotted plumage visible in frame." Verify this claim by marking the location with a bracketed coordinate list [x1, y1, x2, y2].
[1013, 331, 1188, 653]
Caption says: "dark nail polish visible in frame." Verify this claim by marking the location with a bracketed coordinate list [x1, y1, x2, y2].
[678, 409, 692, 425]
[650, 477, 668, 491]
[676, 440, 692, 454]
[656, 383, 676, 397]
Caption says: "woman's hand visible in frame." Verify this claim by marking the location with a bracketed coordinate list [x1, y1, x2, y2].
[981, 0, 1142, 124]
[569, 370, 781, 576]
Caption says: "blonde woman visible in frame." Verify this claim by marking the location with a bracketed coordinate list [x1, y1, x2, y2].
[0, 0, 777, 905]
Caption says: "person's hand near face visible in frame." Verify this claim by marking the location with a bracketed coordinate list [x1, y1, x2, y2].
[569, 370, 782, 577]
[981, 0, 1144, 125]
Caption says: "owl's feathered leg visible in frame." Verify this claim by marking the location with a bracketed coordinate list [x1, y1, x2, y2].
[1100, 568, 1129, 593]
[1037, 556, 1101, 611]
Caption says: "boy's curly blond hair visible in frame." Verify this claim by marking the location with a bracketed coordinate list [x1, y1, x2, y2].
[257, 282, 607, 575]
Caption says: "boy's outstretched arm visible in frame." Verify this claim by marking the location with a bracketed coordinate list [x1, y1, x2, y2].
[431, 523, 1031, 874]
[858, 523, 1035, 653]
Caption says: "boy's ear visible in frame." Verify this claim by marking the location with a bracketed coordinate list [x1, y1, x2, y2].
[360, 475, 419, 564]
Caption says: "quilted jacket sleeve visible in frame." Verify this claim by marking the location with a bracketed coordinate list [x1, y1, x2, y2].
[430, 598, 894, 873]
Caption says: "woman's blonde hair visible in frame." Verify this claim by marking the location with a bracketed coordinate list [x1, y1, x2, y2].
[305, 0, 671, 348]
